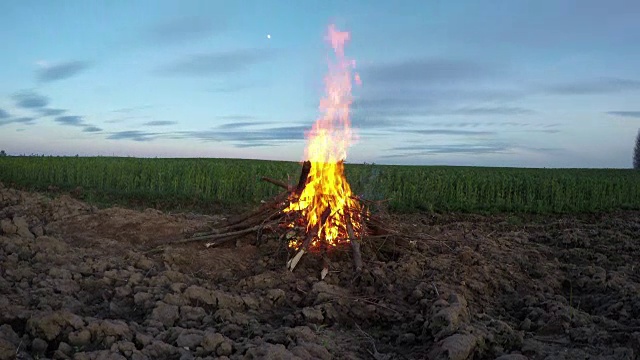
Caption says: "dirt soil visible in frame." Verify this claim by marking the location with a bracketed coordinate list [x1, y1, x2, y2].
[1, 183, 639, 360]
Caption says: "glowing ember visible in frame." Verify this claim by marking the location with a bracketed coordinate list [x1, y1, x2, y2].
[285, 24, 363, 251]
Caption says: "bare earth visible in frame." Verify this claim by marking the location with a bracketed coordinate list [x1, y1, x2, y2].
[1, 184, 639, 360]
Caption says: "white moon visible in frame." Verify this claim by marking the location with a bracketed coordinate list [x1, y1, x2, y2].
[267, 34, 271, 39]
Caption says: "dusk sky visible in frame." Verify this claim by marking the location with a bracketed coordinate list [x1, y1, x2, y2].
[1, 0, 639, 168]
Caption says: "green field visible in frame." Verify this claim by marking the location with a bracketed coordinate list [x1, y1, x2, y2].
[0, 156, 638, 213]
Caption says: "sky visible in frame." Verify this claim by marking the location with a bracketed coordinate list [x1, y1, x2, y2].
[1, 0, 639, 168]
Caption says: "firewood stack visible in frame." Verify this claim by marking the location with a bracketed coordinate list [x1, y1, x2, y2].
[178, 161, 395, 277]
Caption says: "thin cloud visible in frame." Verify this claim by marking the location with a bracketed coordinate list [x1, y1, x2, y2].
[13, 91, 49, 109]
[107, 130, 159, 142]
[38, 108, 66, 117]
[177, 125, 309, 146]
[362, 58, 498, 87]
[411, 129, 496, 136]
[111, 105, 153, 114]
[142, 120, 177, 126]
[148, 15, 225, 45]
[216, 121, 267, 129]
[607, 111, 640, 118]
[157, 49, 277, 76]
[82, 126, 103, 133]
[383, 144, 511, 157]
[351, 115, 411, 129]
[353, 88, 527, 119]
[0, 108, 9, 119]
[546, 78, 640, 95]
[55, 115, 84, 126]
[0, 117, 36, 126]
[450, 106, 535, 115]
[37, 60, 90, 82]
[105, 115, 152, 124]
[234, 142, 279, 148]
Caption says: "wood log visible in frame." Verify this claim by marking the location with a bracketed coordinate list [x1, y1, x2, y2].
[346, 213, 363, 272]
[225, 192, 288, 226]
[295, 161, 311, 194]
[261, 177, 292, 191]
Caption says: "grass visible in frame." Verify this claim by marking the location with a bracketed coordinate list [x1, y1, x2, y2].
[0, 156, 639, 214]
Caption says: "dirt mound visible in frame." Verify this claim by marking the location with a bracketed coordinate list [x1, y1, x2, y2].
[1, 185, 639, 359]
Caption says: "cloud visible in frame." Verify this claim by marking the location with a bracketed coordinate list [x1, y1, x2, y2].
[13, 91, 49, 109]
[37, 60, 90, 82]
[362, 58, 498, 87]
[38, 108, 66, 117]
[55, 115, 84, 126]
[410, 129, 496, 136]
[607, 111, 640, 118]
[148, 15, 225, 45]
[216, 121, 267, 129]
[446, 1, 640, 49]
[545, 78, 640, 95]
[450, 106, 534, 115]
[107, 130, 159, 142]
[142, 120, 177, 126]
[82, 126, 103, 132]
[234, 142, 278, 148]
[182, 125, 307, 142]
[383, 144, 511, 157]
[0, 108, 9, 119]
[352, 87, 527, 120]
[111, 105, 153, 114]
[157, 49, 276, 76]
[0, 117, 36, 127]
[351, 115, 410, 129]
[105, 115, 151, 124]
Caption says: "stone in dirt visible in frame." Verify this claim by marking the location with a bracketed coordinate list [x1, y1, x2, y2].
[428, 333, 478, 360]
[428, 293, 469, 340]
[0, 339, 16, 360]
[291, 342, 332, 360]
[26, 310, 84, 341]
[244, 343, 299, 359]
[0, 219, 17, 235]
[302, 306, 324, 324]
[12, 216, 34, 239]
[142, 340, 178, 358]
[183, 285, 215, 305]
[31, 337, 48, 356]
[150, 302, 180, 328]
[176, 330, 204, 350]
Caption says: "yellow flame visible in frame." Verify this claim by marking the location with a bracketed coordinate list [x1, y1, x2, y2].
[285, 24, 362, 251]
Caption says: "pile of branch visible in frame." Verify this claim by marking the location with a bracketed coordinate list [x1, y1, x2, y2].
[176, 161, 396, 274]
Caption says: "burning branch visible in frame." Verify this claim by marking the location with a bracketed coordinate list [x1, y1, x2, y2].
[286, 205, 332, 271]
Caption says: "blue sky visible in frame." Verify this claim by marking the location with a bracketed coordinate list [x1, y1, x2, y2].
[1, 0, 639, 168]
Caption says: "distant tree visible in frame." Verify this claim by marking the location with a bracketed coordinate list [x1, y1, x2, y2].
[0, 150, 6, 157]
[635, 129, 640, 170]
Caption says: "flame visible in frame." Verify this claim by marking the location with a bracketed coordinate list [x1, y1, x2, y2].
[285, 24, 363, 251]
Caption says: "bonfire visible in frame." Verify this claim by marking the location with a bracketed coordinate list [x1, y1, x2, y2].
[177, 24, 394, 277]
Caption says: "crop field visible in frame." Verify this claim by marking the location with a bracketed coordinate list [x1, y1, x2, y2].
[0, 156, 639, 213]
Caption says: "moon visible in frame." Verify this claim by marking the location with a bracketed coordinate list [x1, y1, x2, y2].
[267, 34, 271, 39]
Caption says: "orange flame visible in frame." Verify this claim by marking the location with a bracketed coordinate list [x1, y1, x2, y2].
[286, 24, 362, 251]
